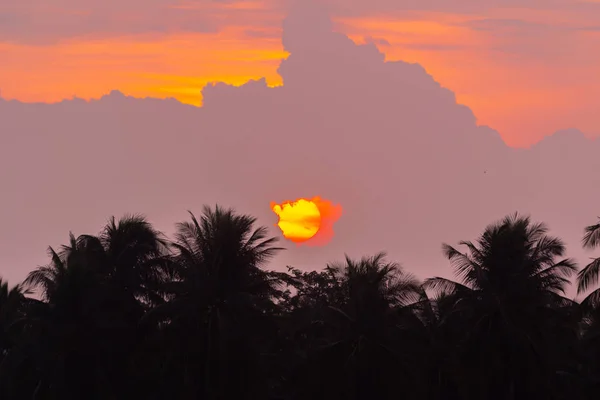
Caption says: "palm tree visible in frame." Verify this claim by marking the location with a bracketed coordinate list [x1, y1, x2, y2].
[424, 213, 579, 400]
[22, 234, 116, 399]
[295, 252, 421, 400]
[0, 279, 36, 399]
[73, 215, 170, 396]
[99, 215, 168, 301]
[576, 218, 600, 396]
[73, 215, 169, 309]
[326, 253, 421, 345]
[150, 205, 283, 400]
[0, 278, 29, 364]
[86, 215, 169, 397]
[21, 216, 167, 399]
[576, 218, 600, 307]
[0, 278, 29, 355]
[398, 288, 469, 400]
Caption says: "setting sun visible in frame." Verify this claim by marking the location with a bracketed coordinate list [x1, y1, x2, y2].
[270, 197, 342, 246]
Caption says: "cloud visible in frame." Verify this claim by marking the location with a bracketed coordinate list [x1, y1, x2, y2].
[0, 0, 281, 44]
[3, 0, 600, 44]
[319, 0, 599, 16]
[0, 2, 599, 299]
[2, 0, 599, 147]
[363, 36, 391, 46]
[462, 18, 555, 31]
[244, 28, 281, 38]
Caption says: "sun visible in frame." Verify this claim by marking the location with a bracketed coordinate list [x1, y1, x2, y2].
[271, 199, 321, 242]
[270, 196, 342, 246]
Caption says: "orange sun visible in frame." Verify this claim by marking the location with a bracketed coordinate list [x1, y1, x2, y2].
[270, 196, 342, 246]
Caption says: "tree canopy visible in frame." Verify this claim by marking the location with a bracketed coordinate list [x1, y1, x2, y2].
[1, 207, 599, 400]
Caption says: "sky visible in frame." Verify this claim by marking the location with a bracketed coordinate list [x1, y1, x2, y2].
[1, 1, 599, 298]
[1, 0, 599, 147]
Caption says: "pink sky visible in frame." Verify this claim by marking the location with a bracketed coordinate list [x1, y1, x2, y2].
[0, 0, 599, 146]
[0, 1, 599, 298]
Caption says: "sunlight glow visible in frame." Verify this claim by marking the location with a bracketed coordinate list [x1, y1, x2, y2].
[271, 197, 343, 246]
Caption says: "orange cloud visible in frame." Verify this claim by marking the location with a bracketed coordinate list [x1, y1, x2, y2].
[0, 26, 287, 106]
[271, 197, 342, 246]
[1, 5, 599, 147]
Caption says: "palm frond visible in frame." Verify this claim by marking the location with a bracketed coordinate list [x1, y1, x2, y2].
[577, 257, 600, 295]
[423, 277, 473, 297]
[23, 265, 60, 301]
[441, 243, 484, 288]
[581, 288, 600, 310]
[583, 219, 600, 249]
[535, 258, 578, 281]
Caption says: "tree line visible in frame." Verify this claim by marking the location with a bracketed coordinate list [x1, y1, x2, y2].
[0, 206, 599, 400]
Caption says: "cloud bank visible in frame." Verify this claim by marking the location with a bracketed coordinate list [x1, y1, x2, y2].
[0, 4, 598, 298]
[2, 0, 599, 146]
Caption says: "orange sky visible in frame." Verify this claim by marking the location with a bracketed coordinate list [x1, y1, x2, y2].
[1, 1, 599, 147]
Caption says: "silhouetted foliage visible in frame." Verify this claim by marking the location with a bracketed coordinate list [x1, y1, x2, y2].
[1, 208, 599, 399]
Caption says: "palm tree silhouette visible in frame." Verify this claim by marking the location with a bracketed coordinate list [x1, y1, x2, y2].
[0, 278, 29, 356]
[4, 208, 600, 399]
[21, 234, 116, 398]
[80, 215, 168, 306]
[0, 278, 32, 391]
[399, 288, 469, 400]
[298, 252, 421, 400]
[577, 218, 600, 307]
[150, 205, 283, 399]
[21, 216, 167, 399]
[425, 213, 579, 400]
[576, 218, 600, 395]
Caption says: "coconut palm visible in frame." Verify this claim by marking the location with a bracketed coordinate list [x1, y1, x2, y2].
[0, 279, 37, 399]
[0, 278, 30, 366]
[86, 215, 169, 396]
[21, 234, 117, 399]
[578, 302, 600, 398]
[73, 215, 170, 309]
[295, 252, 422, 400]
[397, 288, 469, 400]
[326, 253, 421, 342]
[0, 278, 29, 355]
[150, 205, 283, 400]
[576, 218, 600, 397]
[20, 216, 167, 399]
[424, 213, 579, 400]
[576, 218, 600, 307]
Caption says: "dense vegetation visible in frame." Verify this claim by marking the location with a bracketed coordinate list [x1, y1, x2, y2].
[1, 206, 599, 400]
